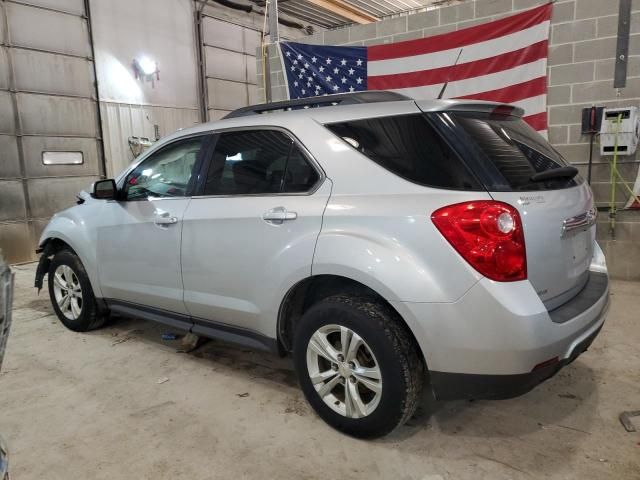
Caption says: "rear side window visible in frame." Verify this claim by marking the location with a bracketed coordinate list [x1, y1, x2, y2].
[450, 112, 581, 191]
[326, 114, 481, 190]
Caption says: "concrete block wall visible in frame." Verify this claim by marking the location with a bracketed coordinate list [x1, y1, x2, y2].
[260, 0, 640, 280]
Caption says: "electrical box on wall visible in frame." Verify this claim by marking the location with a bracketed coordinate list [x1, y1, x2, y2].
[599, 107, 640, 156]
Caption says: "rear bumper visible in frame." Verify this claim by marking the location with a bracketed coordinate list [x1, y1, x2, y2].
[430, 305, 606, 400]
[392, 268, 609, 400]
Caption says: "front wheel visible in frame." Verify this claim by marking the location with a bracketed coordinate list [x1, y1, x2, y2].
[48, 249, 106, 332]
[293, 295, 424, 438]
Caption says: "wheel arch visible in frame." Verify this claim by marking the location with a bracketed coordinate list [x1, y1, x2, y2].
[277, 274, 426, 367]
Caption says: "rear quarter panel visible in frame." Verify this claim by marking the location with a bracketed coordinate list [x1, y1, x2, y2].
[314, 192, 488, 303]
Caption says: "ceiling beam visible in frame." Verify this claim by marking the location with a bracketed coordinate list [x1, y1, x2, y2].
[307, 0, 378, 24]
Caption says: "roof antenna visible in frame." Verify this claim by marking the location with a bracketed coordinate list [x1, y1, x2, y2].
[437, 48, 463, 100]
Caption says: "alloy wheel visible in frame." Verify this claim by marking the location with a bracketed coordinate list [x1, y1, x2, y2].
[306, 324, 382, 418]
[52, 265, 83, 320]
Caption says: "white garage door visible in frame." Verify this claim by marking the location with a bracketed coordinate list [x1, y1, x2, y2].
[201, 16, 261, 120]
[0, 0, 103, 263]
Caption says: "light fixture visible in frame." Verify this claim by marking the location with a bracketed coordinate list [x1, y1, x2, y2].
[132, 56, 160, 85]
[138, 57, 156, 75]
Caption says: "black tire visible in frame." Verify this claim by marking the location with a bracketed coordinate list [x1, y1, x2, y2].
[293, 295, 424, 438]
[48, 249, 106, 332]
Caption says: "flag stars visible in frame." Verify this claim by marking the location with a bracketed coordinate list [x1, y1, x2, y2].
[285, 51, 291, 57]
[294, 81, 298, 87]
[340, 58, 347, 66]
[311, 56, 317, 63]
[356, 77, 363, 84]
[349, 86, 355, 92]
[348, 67, 355, 75]
[326, 57, 332, 65]
[333, 84, 340, 91]
[298, 73, 303, 79]
[293, 59, 298, 65]
[356, 59, 363, 66]
[333, 67, 339, 74]
[319, 66, 325, 72]
[290, 65, 296, 72]
[297, 54, 303, 60]
[325, 75, 332, 82]
[341, 77, 347, 84]
[304, 62, 309, 69]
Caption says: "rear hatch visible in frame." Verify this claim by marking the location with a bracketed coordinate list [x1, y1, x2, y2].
[425, 106, 596, 309]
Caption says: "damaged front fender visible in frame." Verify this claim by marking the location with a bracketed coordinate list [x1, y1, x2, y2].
[34, 240, 55, 292]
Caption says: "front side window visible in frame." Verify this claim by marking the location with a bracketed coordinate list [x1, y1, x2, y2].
[123, 136, 205, 200]
[203, 130, 319, 195]
[326, 114, 481, 190]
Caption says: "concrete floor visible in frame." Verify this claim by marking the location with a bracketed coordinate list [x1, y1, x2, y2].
[0, 263, 639, 480]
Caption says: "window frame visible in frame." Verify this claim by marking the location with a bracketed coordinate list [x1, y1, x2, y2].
[192, 126, 325, 198]
[118, 132, 215, 202]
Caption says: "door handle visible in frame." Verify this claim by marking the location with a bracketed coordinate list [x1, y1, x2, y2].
[154, 213, 178, 225]
[263, 207, 297, 224]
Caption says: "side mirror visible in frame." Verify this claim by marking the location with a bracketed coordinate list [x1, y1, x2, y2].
[91, 179, 117, 200]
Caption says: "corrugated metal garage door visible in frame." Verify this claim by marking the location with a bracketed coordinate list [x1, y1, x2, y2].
[201, 15, 261, 121]
[0, 0, 103, 263]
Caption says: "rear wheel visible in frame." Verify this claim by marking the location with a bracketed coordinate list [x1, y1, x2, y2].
[48, 249, 106, 332]
[293, 295, 424, 438]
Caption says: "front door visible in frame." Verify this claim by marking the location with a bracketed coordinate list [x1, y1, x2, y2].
[97, 134, 211, 314]
[181, 129, 330, 338]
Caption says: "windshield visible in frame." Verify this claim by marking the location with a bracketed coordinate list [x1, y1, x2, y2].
[450, 112, 581, 191]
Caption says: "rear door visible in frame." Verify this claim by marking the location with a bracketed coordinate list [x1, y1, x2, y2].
[181, 128, 330, 338]
[434, 110, 596, 309]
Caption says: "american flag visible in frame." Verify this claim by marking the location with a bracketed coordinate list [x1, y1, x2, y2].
[280, 3, 552, 134]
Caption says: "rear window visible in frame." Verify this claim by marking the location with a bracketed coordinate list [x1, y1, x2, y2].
[325, 114, 481, 190]
[450, 112, 581, 191]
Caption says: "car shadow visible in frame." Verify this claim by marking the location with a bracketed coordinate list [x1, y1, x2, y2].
[99, 314, 300, 388]
[44, 307, 601, 447]
[383, 360, 598, 442]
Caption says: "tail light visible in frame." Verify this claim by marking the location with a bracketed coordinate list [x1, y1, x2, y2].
[431, 201, 527, 282]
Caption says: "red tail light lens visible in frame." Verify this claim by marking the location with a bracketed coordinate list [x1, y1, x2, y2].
[431, 201, 527, 282]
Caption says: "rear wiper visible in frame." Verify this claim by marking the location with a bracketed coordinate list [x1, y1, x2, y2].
[530, 166, 578, 182]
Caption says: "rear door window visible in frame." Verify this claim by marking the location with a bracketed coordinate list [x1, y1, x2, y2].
[202, 129, 320, 195]
[325, 114, 481, 190]
[449, 112, 581, 191]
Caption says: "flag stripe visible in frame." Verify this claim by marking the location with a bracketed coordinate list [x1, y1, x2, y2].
[368, 40, 548, 90]
[369, 3, 552, 61]
[455, 77, 547, 104]
[523, 112, 548, 130]
[511, 94, 547, 117]
[368, 21, 549, 77]
[391, 58, 547, 103]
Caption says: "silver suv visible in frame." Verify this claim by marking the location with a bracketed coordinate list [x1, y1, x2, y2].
[35, 92, 609, 438]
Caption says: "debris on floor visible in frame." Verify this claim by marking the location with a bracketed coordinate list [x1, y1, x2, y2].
[236, 392, 249, 398]
[162, 333, 179, 341]
[111, 335, 130, 346]
[619, 410, 640, 432]
[179, 333, 209, 353]
[156, 377, 170, 385]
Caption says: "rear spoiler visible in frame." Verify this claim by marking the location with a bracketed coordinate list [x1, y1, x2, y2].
[415, 99, 525, 118]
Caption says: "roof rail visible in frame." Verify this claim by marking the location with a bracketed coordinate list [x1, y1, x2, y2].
[223, 91, 410, 119]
